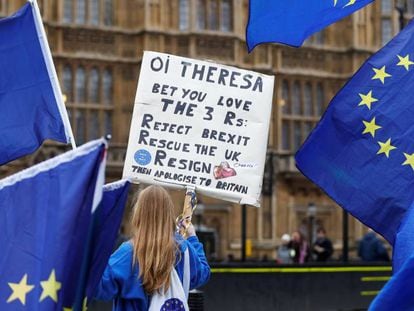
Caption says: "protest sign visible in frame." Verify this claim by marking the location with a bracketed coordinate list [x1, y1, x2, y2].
[123, 51, 274, 206]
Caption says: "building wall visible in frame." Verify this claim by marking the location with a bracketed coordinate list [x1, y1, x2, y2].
[0, 0, 403, 260]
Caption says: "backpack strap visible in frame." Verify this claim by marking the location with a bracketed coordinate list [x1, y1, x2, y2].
[183, 248, 190, 298]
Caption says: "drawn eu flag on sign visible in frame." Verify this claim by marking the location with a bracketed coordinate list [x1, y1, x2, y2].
[0, 2, 71, 165]
[0, 139, 106, 311]
[246, 0, 374, 51]
[296, 19, 414, 244]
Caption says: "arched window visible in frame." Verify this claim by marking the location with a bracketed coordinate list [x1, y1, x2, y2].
[90, 0, 100, 25]
[62, 66, 73, 102]
[104, 0, 113, 26]
[63, 0, 72, 23]
[208, 0, 219, 30]
[316, 83, 324, 116]
[76, 67, 86, 103]
[221, 0, 232, 32]
[76, 0, 86, 24]
[89, 68, 100, 103]
[197, 0, 206, 30]
[179, 0, 190, 30]
[292, 82, 301, 115]
[281, 80, 290, 114]
[103, 69, 113, 105]
[304, 83, 312, 116]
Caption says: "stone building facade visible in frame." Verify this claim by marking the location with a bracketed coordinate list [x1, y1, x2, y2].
[0, 0, 406, 260]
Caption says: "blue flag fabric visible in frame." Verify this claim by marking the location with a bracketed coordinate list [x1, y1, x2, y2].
[246, 0, 374, 51]
[393, 201, 414, 273]
[0, 139, 106, 310]
[0, 2, 70, 165]
[368, 254, 414, 311]
[86, 180, 131, 301]
[295, 19, 414, 244]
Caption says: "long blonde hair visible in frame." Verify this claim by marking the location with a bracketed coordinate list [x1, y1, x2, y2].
[130, 185, 177, 294]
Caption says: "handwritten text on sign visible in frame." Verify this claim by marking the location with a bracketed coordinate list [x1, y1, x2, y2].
[123, 51, 274, 206]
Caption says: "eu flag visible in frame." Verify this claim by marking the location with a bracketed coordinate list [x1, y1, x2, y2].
[86, 180, 131, 301]
[296, 19, 414, 244]
[246, 0, 374, 51]
[0, 139, 106, 310]
[368, 253, 414, 311]
[0, 2, 71, 165]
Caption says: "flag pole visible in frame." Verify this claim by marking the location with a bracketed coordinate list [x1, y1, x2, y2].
[29, 0, 77, 149]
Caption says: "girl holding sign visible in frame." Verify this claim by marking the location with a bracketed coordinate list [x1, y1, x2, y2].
[94, 185, 210, 310]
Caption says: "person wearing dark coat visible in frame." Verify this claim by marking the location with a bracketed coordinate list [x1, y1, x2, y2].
[312, 227, 334, 262]
[358, 229, 390, 262]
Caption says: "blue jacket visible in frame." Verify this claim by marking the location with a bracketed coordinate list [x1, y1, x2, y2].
[94, 235, 210, 310]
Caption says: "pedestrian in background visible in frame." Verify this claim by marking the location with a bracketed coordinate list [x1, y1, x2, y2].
[94, 185, 211, 310]
[358, 229, 390, 262]
[312, 227, 334, 262]
[289, 231, 310, 264]
[277, 234, 292, 264]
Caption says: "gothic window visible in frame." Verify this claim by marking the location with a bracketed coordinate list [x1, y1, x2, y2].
[304, 83, 312, 116]
[75, 110, 86, 144]
[292, 82, 301, 115]
[281, 80, 290, 114]
[221, 0, 232, 32]
[208, 0, 219, 30]
[63, 66, 73, 102]
[381, 19, 392, 45]
[63, 0, 73, 23]
[408, 0, 414, 14]
[381, 0, 393, 46]
[89, 68, 100, 103]
[104, 0, 113, 26]
[88, 110, 99, 140]
[103, 69, 113, 105]
[381, 0, 392, 14]
[197, 0, 207, 30]
[196, 0, 232, 31]
[279, 80, 326, 152]
[282, 121, 290, 151]
[62, 65, 113, 145]
[316, 83, 324, 116]
[76, 67, 86, 102]
[90, 0, 100, 25]
[76, 0, 86, 24]
[179, 0, 190, 30]
[293, 121, 302, 150]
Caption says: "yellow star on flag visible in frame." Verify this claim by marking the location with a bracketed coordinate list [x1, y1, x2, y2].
[63, 308, 73, 311]
[362, 117, 381, 137]
[377, 139, 397, 158]
[344, 0, 356, 7]
[39, 269, 61, 302]
[358, 90, 378, 109]
[7, 274, 34, 305]
[334, 0, 338, 6]
[372, 66, 391, 84]
[397, 55, 414, 71]
[83, 297, 88, 311]
[403, 153, 414, 170]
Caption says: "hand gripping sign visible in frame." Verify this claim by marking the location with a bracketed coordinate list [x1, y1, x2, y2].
[123, 51, 274, 207]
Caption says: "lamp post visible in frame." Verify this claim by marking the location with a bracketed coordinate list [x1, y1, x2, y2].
[307, 203, 317, 245]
